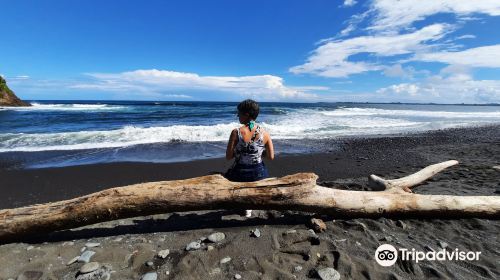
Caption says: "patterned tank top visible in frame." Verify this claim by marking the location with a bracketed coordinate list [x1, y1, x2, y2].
[234, 125, 266, 165]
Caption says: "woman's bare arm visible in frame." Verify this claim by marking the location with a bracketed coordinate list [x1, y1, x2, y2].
[264, 132, 274, 160]
[226, 129, 238, 160]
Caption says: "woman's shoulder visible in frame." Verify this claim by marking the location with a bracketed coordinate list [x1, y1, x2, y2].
[230, 128, 239, 139]
[257, 125, 269, 135]
[256, 125, 270, 143]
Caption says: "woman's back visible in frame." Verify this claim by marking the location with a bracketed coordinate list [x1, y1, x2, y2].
[234, 125, 266, 165]
[225, 99, 274, 183]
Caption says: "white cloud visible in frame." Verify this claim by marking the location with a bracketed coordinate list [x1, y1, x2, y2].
[377, 75, 500, 103]
[339, 24, 356, 37]
[369, 0, 500, 31]
[290, 24, 449, 77]
[376, 58, 500, 103]
[13, 75, 30, 80]
[383, 64, 413, 79]
[292, 0, 500, 111]
[70, 69, 319, 100]
[415, 45, 500, 67]
[288, 86, 331, 91]
[343, 0, 357, 7]
[455, 34, 476, 40]
[1, 75, 30, 81]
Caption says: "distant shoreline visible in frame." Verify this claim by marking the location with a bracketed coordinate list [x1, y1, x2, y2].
[19, 99, 500, 106]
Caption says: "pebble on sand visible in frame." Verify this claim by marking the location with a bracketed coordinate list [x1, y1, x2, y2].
[158, 249, 170, 259]
[207, 232, 226, 243]
[141, 272, 158, 280]
[186, 241, 201, 251]
[220, 257, 232, 264]
[210, 268, 222, 275]
[438, 241, 449, 249]
[78, 250, 96, 263]
[396, 220, 408, 230]
[317, 267, 341, 280]
[310, 218, 327, 233]
[235, 274, 242, 279]
[84, 242, 101, 248]
[251, 228, 261, 238]
[67, 256, 79, 266]
[79, 262, 100, 274]
[380, 236, 393, 242]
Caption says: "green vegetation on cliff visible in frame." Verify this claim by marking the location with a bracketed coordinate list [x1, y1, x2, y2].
[0, 76, 31, 106]
[0, 76, 13, 97]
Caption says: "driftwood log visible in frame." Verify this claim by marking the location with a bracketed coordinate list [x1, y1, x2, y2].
[1, 160, 499, 242]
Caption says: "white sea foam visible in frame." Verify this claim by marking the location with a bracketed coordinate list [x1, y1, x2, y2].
[0, 123, 240, 152]
[0, 106, 499, 152]
[0, 103, 125, 111]
[321, 107, 500, 118]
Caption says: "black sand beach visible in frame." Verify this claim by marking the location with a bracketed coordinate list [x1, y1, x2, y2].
[0, 125, 499, 279]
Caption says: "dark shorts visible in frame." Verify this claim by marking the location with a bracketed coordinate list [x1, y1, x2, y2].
[225, 162, 269, 182]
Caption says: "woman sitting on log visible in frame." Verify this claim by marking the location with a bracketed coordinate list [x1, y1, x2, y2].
[225, 99, 274, 183]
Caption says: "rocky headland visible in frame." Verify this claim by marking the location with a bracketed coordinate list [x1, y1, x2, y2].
[0, 76, 30, 107]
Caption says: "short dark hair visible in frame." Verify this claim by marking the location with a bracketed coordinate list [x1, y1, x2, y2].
[237, 99, 260, 120]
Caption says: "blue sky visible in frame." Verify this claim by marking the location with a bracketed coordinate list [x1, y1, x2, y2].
[1, 0, 500, 103]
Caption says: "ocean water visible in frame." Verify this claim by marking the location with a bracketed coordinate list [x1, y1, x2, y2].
[1, 101, 499, 168]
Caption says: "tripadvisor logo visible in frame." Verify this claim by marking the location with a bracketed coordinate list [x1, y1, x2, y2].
[375, 244, 398, 266]
[375, 244, 481, 266]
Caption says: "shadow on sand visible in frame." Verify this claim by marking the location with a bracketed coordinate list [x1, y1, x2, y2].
[9, 210, 317, 244]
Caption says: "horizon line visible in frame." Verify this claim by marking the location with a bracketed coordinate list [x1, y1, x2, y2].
[24, 99, 500, 106]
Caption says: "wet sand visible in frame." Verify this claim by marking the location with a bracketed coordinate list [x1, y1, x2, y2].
[0, 125, 499, 279]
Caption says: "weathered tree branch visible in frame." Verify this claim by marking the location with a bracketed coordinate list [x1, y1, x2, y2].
[0, 160, 498, 243]
[368, 160, 459, 193]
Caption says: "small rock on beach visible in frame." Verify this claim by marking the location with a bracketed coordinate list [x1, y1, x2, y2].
[251, 228, 261, 238]
[141, 272, 158, 280]
[207, 232, 226, 243]
[438, 241, 448, 249]
[396, 220, 408, 230]
[186, 241, 201, 251]
[158, 249, 170, 258]
[78, 251, 96, 263]
[317, 267, 341, 280]
[79, 262, 100, 274]
[310, 218, 327, 233]
[85, 242, 101, 248]
[67, 256, 79, 265]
